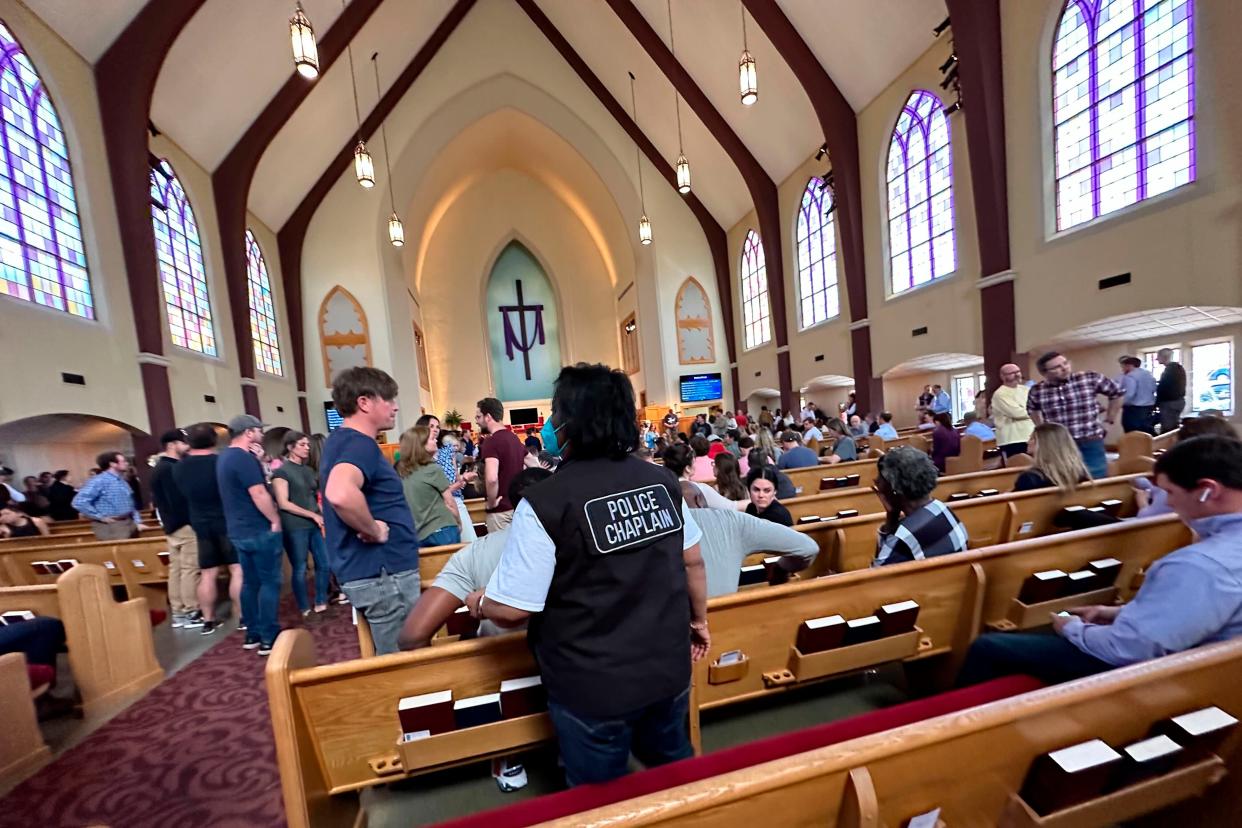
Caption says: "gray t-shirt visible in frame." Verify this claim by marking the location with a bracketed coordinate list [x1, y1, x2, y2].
[272, 461, 319, 531]
[691, 508, 819, 597]
[432, 528, 516, 638]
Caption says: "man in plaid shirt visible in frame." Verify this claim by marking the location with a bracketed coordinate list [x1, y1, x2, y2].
[1026, 351, 1123, 479]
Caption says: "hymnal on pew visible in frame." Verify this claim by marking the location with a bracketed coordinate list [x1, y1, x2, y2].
[1099, 499, 1123, 517]
[1019, 569, 1068, 604]
[1153, 706, 1238, 762]
[738, 564, 767, 586]
[949, 492, 972, 502]
[57, 558, 79, 570]
[797, 515, 821, 525]
[499, 676, 545, 718]
[157, 551, 171, 565]
[397, 689, 454, 736]
[843, 615, 883, 646]
[0, 610, 35, 625]
[795, 615, 845, 654]
[978, 488, 999, 497]
[1020, 738, 1122, 815]
[845, 474, 860, 486]
[453, 693, 503, 729]
[836, 509, 858, 519]
[1112, 735, 1182, 788]
[876, 600, 919, 636]
[763, 556, 789, 586]
[30, 561, 51, 574]
[1088, 558, 1122, 584]
[1065, 570, 1101, 593]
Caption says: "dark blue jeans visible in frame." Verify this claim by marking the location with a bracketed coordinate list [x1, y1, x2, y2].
[1076, 438, 1108, 479]
[547, 686, 693, 787]
[283, 527, 329, 611]
[1122, 405, 1156, 435]
[231, 531, 284, 645]
[957, 632, 1111, 687]
[422, 524, 461, 547]
[0, 616, 65, 668]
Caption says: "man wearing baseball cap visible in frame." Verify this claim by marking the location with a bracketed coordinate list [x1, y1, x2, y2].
[217, 414, 284, 655]
[149, 428, 202, 628]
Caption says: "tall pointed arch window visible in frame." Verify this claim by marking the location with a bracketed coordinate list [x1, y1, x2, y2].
[1053, 0, 1195, 231]
[245, 229, 282, 376]
[151, 159, 215, 356]
[740, 229, 769, 350]
[795, 176, 839, 328]
[0, 22, 92, 318]
[886, 90, 955, 296]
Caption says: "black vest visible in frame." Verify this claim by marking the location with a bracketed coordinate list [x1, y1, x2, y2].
[524, 455, 690, 717]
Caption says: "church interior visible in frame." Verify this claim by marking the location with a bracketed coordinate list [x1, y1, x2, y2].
[0, 0, 1240, 825]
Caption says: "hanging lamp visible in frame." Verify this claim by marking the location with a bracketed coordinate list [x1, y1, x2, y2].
[290, 2, 319, 80]
[668, 1, 691, 195]
[343, 4, 373, 189]
[738, 4, 757, 106]
[371, 52, 403, 246]
[629, 72, 652, 245]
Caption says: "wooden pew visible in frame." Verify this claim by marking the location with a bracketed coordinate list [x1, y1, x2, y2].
[0, 564, 163, 717]
[780, 457, 880, 496]
[1111, 428, 1179, 477]
[0, 524, 164, 551]
[45, 509, 157, 534]
[544, 638, 1242, 827]
[783, 466, 1024, 523]
[465, 498, 487, 526]
[0, 536, 167, 590]
[799, 475, 1141, 574]
[0, 651, 52, 791]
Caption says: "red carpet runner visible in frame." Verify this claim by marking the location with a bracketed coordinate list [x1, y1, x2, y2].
[0, 601, 359, 828]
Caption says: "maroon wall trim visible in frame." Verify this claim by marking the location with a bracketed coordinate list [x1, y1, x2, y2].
[213, 0, 384, 416]
[95, 0, 207, 440]
[742, 0, 879, 415]
[601, 0, 791, 409]
[514, 0, 735, 370]
[275, 0, 476, 417]
[944, 0, 1015, 386]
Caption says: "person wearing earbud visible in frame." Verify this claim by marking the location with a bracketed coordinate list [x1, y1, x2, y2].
[958, 434, 1242, 686]
[871, 446, 969, 567]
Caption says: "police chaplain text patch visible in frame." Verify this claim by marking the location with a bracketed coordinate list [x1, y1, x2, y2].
[583, 484, 682, 554]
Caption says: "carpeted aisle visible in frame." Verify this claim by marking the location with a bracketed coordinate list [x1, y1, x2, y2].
[0, 600, 359, 828]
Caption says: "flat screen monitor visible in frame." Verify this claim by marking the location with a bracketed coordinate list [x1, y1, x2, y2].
[680, 373, 723, 403]
[509, 407, 540, 426]
[323, 402, 343, 432]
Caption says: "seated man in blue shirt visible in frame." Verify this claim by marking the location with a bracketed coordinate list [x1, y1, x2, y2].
[775, 431, 819, 470]
[961, 411, 995, 441]
[873, 411, 900, 441]
[930, 384, 952, 415]
[958, 435, 1242, 686]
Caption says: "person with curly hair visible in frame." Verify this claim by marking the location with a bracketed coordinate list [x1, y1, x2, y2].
[872, 447, 968, 566]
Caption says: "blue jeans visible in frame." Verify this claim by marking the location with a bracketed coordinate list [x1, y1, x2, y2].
[231, 531, 284, 645]
[1122, 405, 1156, 435]
[340, 568, 421, 656]
[547, 686, 693, 787]
[422, 524, 461, 547]
[957, 632, 1111, 687]
[283, 527, 329, 611]
[1076, 438, 1108, 479]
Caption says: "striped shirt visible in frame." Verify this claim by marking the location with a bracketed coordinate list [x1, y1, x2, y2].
[873, 499, 969, 567]
[71, 470, 140, 523]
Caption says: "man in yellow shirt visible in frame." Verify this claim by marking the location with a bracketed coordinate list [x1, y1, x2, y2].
[991, 363, 1035, 457]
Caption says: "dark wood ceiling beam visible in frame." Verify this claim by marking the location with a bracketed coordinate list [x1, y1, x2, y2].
[740, 0, 879, 413]
[601, 0, 791, 411]
[213, 0, 385, 417]
[276, 0, 477, 428]
[514, 0, 738, 401]
[95, 0, 208, 443]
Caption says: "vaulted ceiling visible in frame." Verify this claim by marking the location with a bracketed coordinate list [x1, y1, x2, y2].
[23, 0, 947, 231]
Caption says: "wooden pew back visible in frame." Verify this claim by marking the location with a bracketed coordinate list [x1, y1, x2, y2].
[783, 466, 1024, 523]
[0, 525, 163, 551]
[0, 536, 166, 588]
[781, 457, 879, 496]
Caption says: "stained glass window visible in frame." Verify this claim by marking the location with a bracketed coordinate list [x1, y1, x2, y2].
[795, 177, 839, 329]
[0, 22, 92, 318]
[150, 159, 215, 356]
[245, 229, 282, 376]
[886, 90, 956, 296]
[1053, 0, 1195, 231]
[740, 229, 770, 350]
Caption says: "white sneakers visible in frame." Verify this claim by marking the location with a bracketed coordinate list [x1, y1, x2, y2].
[492, 758, 528, 792]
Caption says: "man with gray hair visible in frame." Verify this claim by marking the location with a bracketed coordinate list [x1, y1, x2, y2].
[1155, 348, 1187, 434]
[872, 447, 968, 566]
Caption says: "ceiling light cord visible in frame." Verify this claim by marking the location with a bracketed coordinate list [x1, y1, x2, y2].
[629, 71, 646, 210]
[371, 52, 397, 214]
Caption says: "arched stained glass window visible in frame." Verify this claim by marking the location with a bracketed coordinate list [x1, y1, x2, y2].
[795, 177, 839, 328]
[151, 159, 215, 356]
[245, 229, 282, 376]
[886, 90, 955, 296]
[1053, 0, 1195, 231]
[0, 21, 92, 318]
[740, 229, 770, 350]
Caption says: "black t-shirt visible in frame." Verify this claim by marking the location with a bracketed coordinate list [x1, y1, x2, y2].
[172, 453, 228, 535]
[746, 500, 794, 527]
[150, 456, 190, 534]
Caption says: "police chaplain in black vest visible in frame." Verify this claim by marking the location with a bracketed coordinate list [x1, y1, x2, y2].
[466, 363, 710, 786]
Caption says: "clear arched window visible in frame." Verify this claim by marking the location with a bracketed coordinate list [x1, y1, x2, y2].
[1053, 0, 1195, 230]
[886, 90, 956, 295]
[0, 22, 92, 318]
[151, 159, 215, 356]
[740, 229, 770, 350]
[795, 176, 839, 328]
[245, 229, 282, 376]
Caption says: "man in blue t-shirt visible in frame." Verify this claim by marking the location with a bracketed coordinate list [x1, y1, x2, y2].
[321, 367, 420, 655]
[217, 414, 285, 654]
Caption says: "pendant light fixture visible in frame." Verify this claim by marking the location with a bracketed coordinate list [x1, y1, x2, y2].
[371, 52, 403, 247]
[289, 2, 319, 80]
[629, 72, 652, 246]
[343, 3, 374, 189]
[667, 0, 690, 195]
[738, 4, 757, 106]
